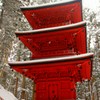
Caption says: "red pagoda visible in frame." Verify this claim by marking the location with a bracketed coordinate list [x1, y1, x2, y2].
[9, 0, 93, 100]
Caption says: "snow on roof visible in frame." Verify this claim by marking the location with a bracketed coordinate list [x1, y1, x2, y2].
[0, 85, 18, 100]
[15, 21, 86, 35]
[21, 0, 81, 10]
[9, 53, 93, 65]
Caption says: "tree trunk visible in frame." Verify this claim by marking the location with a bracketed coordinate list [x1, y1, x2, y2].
[21, 76, 26, 100]
[95, 83, 99, 100]
[14, 77, 18, 97]
[88, 34, 91, 52]
[32, 82, 36, 100]
[0, 0, 21, 63]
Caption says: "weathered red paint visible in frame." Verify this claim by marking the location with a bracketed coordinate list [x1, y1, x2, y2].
[21, 0, 82, 29]
[36, 81, 76, 100]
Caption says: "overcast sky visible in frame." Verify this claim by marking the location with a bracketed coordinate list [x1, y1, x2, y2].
[82, 0, 100, 10]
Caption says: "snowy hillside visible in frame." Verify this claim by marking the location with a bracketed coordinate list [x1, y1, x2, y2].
[0, 85, 18, 100]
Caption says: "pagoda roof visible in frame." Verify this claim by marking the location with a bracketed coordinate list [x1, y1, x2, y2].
[16, 21, 86, 35]
[9, 53, 93, 65]
[8, 53, 93, 81]
[15, 21, 87, 59]
[21, 0, 82, 29]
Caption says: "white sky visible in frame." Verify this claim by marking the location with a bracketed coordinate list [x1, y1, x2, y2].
[82, 0, 100, 10]
[61, 0, 100, 11]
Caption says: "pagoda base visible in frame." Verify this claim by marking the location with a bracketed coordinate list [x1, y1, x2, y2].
[34, 79, 76, 100]
[9, 53, 93, 100]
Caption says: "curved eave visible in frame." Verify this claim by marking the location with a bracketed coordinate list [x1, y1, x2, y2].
[21, 0, 81, 10]
[15, 21, 86, 36]
[9, 53, 93, 66]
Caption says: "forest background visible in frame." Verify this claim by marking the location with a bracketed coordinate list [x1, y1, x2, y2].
[0, 0, 100, 100]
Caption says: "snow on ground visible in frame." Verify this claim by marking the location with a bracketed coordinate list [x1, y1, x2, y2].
[0, 85, 18, 100]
